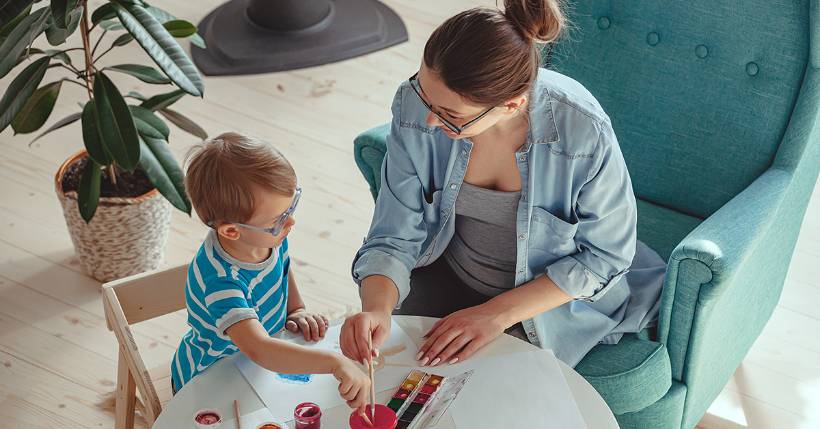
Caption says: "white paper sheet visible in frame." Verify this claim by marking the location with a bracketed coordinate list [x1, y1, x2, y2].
[436, 349, 587, 429]
[235, 319, 419, 423]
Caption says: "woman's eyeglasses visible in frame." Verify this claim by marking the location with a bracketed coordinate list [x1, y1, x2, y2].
[408, 72, 495, 136]
[231, 187, 302, 237]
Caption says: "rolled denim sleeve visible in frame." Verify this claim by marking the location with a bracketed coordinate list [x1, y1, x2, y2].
[545, 120, 637, 302]
[352, 87, 428, 307]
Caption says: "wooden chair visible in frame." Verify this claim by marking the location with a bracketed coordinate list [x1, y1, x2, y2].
[102, 264, 188, 429]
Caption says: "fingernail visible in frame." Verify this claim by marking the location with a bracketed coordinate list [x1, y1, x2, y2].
[431, 357, 441, 366]
[415, 351, 424, 360]
[449, 357, 459, 365]
[374, 349, 380, 358]
[420, 357, 429, 366]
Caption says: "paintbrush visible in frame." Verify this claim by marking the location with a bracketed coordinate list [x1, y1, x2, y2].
[368, 330, 376, 426]
[233, 399, 241, 429]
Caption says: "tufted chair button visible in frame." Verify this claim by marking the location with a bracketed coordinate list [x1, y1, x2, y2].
[695, 44, 709, 58]
[597, 16, 611, 29]
[746, 62, 759, 76]
[647, 32, 660, 46]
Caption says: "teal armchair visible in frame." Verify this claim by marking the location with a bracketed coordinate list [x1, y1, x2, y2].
[352, 1, 820, 427]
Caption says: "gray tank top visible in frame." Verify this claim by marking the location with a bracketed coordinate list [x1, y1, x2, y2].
[442, 182, 521, 296]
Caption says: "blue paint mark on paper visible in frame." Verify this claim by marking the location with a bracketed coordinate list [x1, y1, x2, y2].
[276, 373, 313, 384]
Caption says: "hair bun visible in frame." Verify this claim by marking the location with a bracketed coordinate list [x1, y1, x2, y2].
[503, 0, 564, 43]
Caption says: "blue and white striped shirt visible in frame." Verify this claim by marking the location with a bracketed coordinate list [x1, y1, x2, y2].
[171, 231, 290, 391]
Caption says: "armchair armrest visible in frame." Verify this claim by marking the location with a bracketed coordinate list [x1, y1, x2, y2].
[353, 124, 390, 201]
[658, 167, 794, 428]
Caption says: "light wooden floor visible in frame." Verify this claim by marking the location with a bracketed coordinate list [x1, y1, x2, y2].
[0, 1, 818, 427]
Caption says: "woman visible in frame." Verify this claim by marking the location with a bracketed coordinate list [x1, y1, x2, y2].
[341, 0, 665, 369]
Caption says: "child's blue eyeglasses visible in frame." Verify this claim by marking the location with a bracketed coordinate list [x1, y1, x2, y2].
[230, 187, 302, 237]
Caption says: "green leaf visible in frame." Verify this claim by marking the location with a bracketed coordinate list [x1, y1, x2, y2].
[50, 0, 78, 28]
[0, 7, 50, 79]
[111, 32, 133, 47]
[0, 0, 33, 29]
[81, 100, 112, 165]
[189, 33, 205, 49]
[11, 80, 61, 134]
[139, 135, 190, 214]
[45, 5, 82, 45]
[159, 108, 206, 140]
[0, 56, 49, 133]
[107, 63, 170, 84]
[29, 111, 80, 145]
[91, 3, 116, 25]
[99, 20, 123, 31]
[15, 46, 44, 66]
[139, 89, 184, 111]
[92, 71, 140, 170]
[130, 104, 169, 139]
[44, 48, 71, 64]
[162, 19, 195, 37]
[0, 3, 32, 43]
[125, 91, 146, 100]
[114, 2, 203, 96]
[77, 157, 102, 223]
[144, 5, 174, 23]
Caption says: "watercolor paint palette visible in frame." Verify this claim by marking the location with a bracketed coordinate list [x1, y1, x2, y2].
[386, 369, 474, 429]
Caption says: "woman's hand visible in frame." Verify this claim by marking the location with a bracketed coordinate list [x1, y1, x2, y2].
[340, 311, 392, 365]
[417, 303, 510, 366]
[286, 309, 329, 342]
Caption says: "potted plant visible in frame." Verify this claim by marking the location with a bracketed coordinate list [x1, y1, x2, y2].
[0, 0, 208, 282]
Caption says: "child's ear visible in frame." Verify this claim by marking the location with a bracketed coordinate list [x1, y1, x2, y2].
[217, 223, 241, 241]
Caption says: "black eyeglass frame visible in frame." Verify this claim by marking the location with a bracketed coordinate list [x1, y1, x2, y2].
[408, 72, 496, 135]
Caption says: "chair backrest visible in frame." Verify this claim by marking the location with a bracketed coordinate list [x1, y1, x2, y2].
[548, 0, 811, 219]
[102, 264, 188, 422]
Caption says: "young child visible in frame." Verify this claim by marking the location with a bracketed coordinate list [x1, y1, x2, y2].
[171, 132, 370, 410]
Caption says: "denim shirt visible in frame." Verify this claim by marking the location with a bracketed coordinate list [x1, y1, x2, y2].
[352, 68, 637, 348]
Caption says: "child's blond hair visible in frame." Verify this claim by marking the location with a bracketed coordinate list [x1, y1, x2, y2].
[184, 132, 297, 226]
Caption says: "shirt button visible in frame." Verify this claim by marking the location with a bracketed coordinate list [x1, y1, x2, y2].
[518, 155, 526, 162]
[462, 150, 468, 156]
[518, 269, 525, 274]
[449, 183, 457, 190]
[518, 234, 526, 240]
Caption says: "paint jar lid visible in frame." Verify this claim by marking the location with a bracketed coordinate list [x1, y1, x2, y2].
[256, 422, 287, 429]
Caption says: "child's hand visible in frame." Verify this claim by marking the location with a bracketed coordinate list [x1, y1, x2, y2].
[286, 309, 329, 342]
[332, 356, 371, 410]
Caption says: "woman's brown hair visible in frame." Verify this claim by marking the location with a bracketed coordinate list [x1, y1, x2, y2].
[422, 0, 565, 106]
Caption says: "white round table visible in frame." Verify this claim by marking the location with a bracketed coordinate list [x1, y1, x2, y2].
[154, 315, 618, 428]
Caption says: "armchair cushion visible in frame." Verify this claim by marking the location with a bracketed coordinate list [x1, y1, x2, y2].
[575, 334, 673, 415]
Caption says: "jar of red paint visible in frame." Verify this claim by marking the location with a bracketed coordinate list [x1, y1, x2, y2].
[294, 402, 322, 429]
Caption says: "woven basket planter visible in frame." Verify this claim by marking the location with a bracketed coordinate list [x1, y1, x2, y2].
[55, 150, 172, 283]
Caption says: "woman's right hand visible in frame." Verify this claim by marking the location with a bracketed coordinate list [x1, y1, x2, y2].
[331, 357, 372, 409]
[340, 311, 392, 364]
